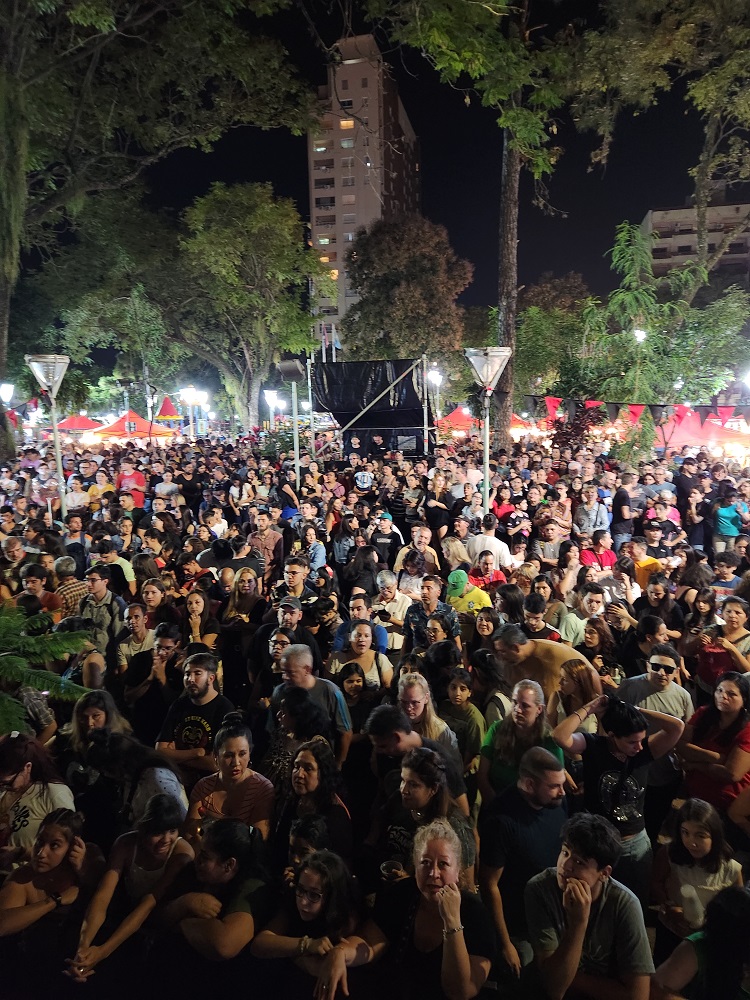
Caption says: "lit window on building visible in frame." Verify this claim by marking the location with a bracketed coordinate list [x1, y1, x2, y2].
[340, 119, 355, 129]
[340, 138, 354, 149]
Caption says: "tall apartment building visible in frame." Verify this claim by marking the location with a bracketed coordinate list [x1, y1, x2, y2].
[307, 34, 420, 343]
[640, 197, 750, 279]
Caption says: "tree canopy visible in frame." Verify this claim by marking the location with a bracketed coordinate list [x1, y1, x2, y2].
[342, 214, 473, 360]
[1, 0, 313, 379]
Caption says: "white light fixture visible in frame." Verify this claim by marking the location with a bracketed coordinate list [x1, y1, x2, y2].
[461, 407, 472, 416]
[264, 389, 278, 430]
[427, 369, 443, 387]
[277, 399, 287, 411]
[25, 354, 71, 516]
[0, 383, 14, 405]
[633, 328, 647, 343]
[207, 411, 216, 420]
[301, 401, 311, 411]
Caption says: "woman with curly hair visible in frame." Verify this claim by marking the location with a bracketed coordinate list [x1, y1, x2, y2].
[273, 740, 352, 872]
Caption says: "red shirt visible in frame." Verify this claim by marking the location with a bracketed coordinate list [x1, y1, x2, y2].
[468, 569, 507, 593]
[685, 705, 750, 808]
[580, 548, 617, 571]
[115, 470, 146, 507]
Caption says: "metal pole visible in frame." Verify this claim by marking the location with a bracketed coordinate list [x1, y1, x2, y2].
[292, 381, 301, 489]
[50, 396, 67, 518]
[483, 391, 491, 514]
[422, 354, 429, 456]
[307, 356, 316, 455]
[316, 357, 423, 456]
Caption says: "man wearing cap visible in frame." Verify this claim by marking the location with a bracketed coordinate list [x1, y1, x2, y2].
[251, 598, 325, 678]
[446, 569, 492, 646]
[248, 508, 284, 589]
[369, 511, 402, 568]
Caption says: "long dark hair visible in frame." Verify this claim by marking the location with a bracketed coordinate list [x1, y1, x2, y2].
[85, 729, 181, 780]
[667, 798, 733, 874]
[291, 739, 343, 807]
[401, 747, 451, 821]
[496, 584, 524, 625]
[202, 817, 266, 882]
[294, 849, 357, 942]
[693, 671, 750, 747]
[0, 732, 65, 787]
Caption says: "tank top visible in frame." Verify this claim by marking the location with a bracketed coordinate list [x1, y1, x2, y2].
[123, 837, 183, 901]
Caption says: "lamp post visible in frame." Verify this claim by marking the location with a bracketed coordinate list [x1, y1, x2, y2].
[464, 347, 513, 513]
[428, 368, 443, 421]
[25, 354, 70, 517]
[264, 389, 278, 432]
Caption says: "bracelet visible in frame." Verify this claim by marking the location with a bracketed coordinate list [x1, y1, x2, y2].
[299, 935, 311, 955]
[47, 892, 62, 908]
[574, 710, 586, 723]
[443, 924, 464, 938]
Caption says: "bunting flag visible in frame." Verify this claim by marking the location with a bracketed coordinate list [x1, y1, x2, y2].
[696, 405, 716, 426]
[5, 410, 17, 429]
[564, 399, 578, 422]
[584, 400, 604, 409]
[673, 404, 690, 425]
[648, 404, 665, 424]
[605, 402, 622, 423]
[736, 406, 750, 422]
[544, 396, 562, 421]
[716, 406, 735, 426]
[627, 404, 645, 425]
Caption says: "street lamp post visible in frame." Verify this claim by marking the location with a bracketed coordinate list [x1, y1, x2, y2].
[428, 368, 443, 421]
[25, 354, 70, 517]
[264, 389, 278, 432]
[464, 347, 513, 513]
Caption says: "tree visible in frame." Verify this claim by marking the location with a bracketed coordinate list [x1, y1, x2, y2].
[1, 0, 313, 380]
[0, 607, 88, 734]
[342, 214, 473, 359]
[571, 0, 750, 304]
[177, 182, 326, 427]
[367, 0, 573, 445]
[552, 223, 750, 405]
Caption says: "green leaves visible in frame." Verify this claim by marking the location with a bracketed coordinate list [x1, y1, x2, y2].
[342, 214, 473, 360]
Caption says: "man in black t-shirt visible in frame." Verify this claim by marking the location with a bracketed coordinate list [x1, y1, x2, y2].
[157, 651, 234, 791]
[611, 472, 636, 552]
[479, 748, 567, 975]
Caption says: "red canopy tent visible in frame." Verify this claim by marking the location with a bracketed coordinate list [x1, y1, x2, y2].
[437, 407, 530, 431]
[56, 415, 103, 431]
[91, 409, 174, 439]
[657, 411, 750, 451]
[156, 395, 179, 421]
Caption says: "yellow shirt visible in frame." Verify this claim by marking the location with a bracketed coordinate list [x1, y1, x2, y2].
[448, 586, 492, 615]
[635, 556, 662, 590]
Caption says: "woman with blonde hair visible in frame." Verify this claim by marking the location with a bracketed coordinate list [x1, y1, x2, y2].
[441, 536, 471, 576]
[397, 672, 457, 751]
[511, 562, 537, 596]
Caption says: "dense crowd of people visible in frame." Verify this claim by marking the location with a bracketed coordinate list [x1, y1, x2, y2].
[0, 431, 749, 999]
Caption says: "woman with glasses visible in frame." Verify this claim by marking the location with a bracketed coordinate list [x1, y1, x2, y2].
[397, 672, 457, 752]
[0, 732, 75, 870]
[252, 849, 383, 997]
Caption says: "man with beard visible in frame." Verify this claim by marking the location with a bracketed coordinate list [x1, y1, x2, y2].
[479, 748, 568, 978]
[157, 651, 234, 791]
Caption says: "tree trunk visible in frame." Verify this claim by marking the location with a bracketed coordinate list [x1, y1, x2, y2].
[246, 371, 262, 431]
[0, 70, 30, 380]
[495, 132, 522, 453]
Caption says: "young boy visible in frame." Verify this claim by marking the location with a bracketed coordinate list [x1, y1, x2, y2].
[439, 667, 487, 777]
[525, 813, 653, 1000]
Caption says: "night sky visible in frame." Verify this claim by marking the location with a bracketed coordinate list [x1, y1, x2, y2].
[149, 6, 706, 306]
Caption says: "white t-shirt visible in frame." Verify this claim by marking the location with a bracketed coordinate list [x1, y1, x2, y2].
[0, 781, 75, 849]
